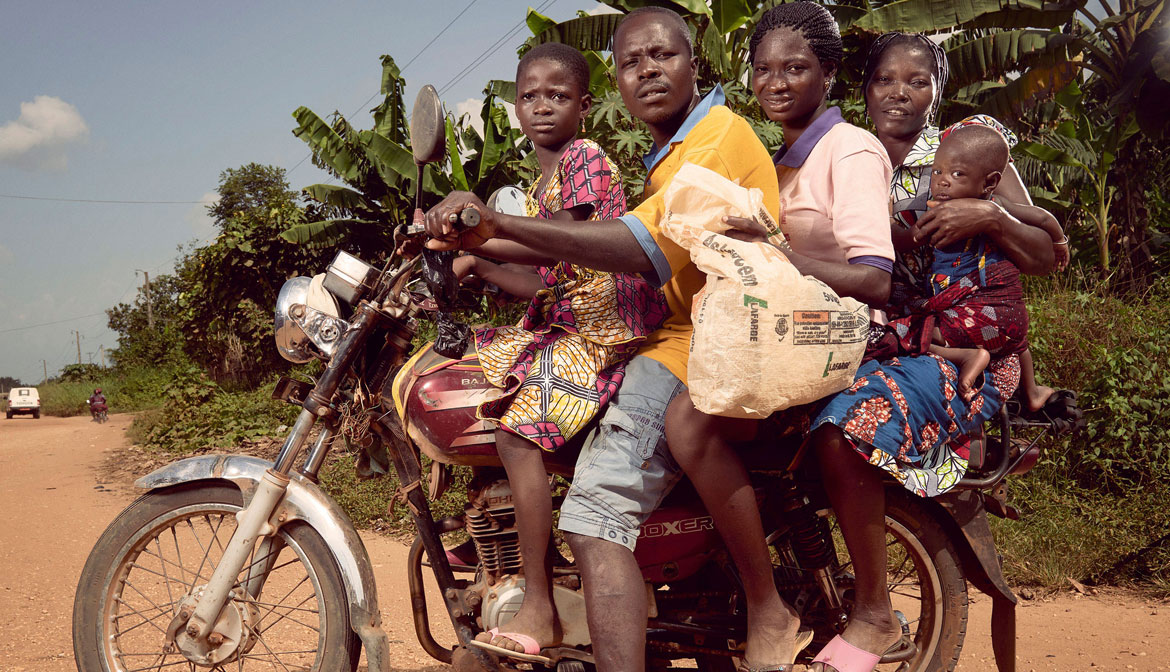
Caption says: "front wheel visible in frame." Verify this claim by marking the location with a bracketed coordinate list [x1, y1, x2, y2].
[73, 482, 362, 672]
[809, 487, 968, 672]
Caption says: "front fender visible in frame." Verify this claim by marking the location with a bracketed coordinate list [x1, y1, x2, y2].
[136, 455, 393, 672]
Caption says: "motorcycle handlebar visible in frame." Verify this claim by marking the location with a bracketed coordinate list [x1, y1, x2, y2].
[405, 206, 478, 236]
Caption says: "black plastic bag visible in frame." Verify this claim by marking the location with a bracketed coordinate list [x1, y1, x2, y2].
[421, 248, 471, 359]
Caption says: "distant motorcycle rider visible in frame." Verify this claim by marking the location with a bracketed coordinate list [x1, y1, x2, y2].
[89, 388, 107, 419]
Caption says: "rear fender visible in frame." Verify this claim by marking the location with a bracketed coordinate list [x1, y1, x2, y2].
[135, 455, 393, 672]
[922, 488, 1016, 605]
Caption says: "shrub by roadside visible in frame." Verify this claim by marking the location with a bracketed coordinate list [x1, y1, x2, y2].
[38, 366, 178, 417]
[993, 280, 1170, 593]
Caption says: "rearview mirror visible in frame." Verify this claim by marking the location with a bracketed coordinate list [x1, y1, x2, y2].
[410, 84, 446, 165]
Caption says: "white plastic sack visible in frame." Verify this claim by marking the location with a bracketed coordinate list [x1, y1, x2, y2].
[662, 163, 869, 418]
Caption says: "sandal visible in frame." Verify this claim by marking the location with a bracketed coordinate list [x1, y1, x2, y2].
[737, 627, 815, 672]
[811, 634, 917, 672]
[467, 627, 554, 666]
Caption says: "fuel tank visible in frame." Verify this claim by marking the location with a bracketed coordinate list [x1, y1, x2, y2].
[385, 344, 580, 476]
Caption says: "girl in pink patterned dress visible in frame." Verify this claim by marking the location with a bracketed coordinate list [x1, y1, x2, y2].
[460, 43, 667, 659]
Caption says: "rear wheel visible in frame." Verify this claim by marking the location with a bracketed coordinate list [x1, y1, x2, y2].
[73, 482, 361, 672]
[33, 410, 40, 419]
[810, 487, 968, 672]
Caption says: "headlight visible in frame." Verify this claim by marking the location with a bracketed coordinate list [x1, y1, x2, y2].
[274, 275, 347, 363]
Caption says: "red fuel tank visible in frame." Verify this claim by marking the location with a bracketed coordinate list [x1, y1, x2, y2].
[386, 345, 579, 475]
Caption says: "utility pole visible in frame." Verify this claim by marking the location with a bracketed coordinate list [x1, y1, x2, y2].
[75, 330, 82, 365]
[43, 360, 47, 383]
[138, 270, 155, 329]
[99, 345, 105, 369]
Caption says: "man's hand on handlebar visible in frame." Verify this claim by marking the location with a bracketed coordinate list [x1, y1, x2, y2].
[423, 192, 498, 251]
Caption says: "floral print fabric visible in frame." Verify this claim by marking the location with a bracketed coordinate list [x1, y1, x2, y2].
[815, 115, 1023, 497]
[475, 139, 669, 451]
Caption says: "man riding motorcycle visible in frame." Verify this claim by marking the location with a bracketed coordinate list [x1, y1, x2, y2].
[88, 388, 107, 421]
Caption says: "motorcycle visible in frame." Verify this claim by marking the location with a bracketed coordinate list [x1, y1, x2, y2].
[90, 401, 108, 424]
[72, 86, 1078, 672]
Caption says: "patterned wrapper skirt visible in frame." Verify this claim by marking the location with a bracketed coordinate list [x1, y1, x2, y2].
[813, 352, 1021, 497]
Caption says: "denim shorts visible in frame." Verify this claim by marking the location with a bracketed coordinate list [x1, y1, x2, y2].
[558, 355, 686, 551]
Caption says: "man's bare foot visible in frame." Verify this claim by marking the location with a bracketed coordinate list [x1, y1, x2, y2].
[475, 602, 562, 653]
[1026, 384, 1056, 412]
[809, 611, 902, 672]
[741, 596, 806, 670]
[953, 348, 991, 401]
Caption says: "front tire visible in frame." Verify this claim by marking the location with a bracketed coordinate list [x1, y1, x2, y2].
[73, 482, 361, 672]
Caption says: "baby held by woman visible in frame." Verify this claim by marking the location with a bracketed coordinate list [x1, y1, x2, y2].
[872, 123, 1064, 401]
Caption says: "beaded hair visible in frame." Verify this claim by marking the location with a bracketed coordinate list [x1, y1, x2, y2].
[517, 42, 592, 96]
[749, 2, 843, 68]
[862, 32, 949, 123]
[614, 6, 694, 57]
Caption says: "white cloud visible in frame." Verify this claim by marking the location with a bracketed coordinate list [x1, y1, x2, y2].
[0, 96, 90, 171]
[185, 192, 221, 241]
[587, 3, 622, 15]
[453, 97, 520, 140]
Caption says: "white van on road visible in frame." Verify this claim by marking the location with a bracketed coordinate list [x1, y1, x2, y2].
[6, 387, 41, 419]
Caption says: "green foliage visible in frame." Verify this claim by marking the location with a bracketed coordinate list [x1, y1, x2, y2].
[37, 365, 178, 417]
[1026, 281, 1170, 490]
[136, 369, 300, 454]
[176, 164, 337, 385]
[985, 279, 1170, 589]
[106, 273, 188, 371]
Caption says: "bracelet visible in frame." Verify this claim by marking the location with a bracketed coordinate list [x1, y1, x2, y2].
[1054, 235, 1069, 246]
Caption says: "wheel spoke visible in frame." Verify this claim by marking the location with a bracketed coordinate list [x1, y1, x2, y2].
[114, 588, 176, 637]
[92, 497, 335, 672]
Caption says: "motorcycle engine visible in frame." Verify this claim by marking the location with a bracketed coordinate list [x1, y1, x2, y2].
[465, 478, 523, 576]
[478, 575, 591, 647]
[464, 477, 591, 647]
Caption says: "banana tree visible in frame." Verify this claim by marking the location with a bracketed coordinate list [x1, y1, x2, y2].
[286, 55, 535, 252]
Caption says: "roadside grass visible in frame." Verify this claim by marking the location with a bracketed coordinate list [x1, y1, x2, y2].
[38, 366, 175, 417]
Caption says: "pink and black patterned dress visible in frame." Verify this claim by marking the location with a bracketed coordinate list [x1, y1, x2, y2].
[475, 139, 669, 451]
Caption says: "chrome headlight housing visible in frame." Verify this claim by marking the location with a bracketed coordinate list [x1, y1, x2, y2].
[274, 274, 347, 363]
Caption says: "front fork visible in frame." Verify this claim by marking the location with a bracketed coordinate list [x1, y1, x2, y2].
[183, 408, 315, 641]
[181, 302, 383, 647]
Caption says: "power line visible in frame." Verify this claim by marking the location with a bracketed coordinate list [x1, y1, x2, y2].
[0, 312, 106, 335]
[438, 0, 557, 97]
[0, 193, 203, 205]
[288, 0, 481, 177]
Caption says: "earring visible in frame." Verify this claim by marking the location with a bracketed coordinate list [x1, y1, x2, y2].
[581, 120, 587, 133]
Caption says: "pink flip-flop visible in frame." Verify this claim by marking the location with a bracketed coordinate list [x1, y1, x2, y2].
[810, 635, 880, 672]
[467, 627, 553, 665]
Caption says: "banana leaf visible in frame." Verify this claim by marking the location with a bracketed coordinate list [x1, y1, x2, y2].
[302, 184, 379, 214]
[974, 57, 1082, 123]
[946, 31, 1084, 90]
[361, 131, 415, 187]
[279, 218, 380, 246]
[446, 118, 469, 192]
[701, 21, 733, 80]
[711, 0, 753, 35]
[373, 55, 407, 140]
[531, 14, 624, 51]
[484, 79, 517, 105]
[853, 0, 1081, 34]
[527, 8, 558, 38]
[291, 107, 362, 183]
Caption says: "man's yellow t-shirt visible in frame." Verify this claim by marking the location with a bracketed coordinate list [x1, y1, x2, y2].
[618, 87, 781, 382]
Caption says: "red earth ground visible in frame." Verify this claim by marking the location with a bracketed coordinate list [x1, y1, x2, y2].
[0, 413, 1165, 671]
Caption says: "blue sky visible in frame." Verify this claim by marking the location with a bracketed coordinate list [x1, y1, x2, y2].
[0, 0, 605, 383]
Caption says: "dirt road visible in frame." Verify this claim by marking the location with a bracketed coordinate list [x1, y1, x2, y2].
[1, 414, 1166, 671]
